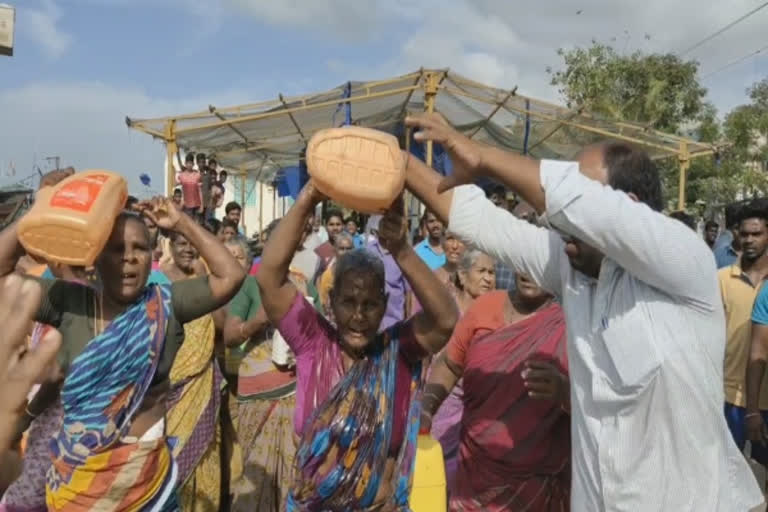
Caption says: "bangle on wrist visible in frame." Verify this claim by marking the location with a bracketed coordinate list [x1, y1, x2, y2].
[746, 412, 762, 420]
[25, 403, 39, 419]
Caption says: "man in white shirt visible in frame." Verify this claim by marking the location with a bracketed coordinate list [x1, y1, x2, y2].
[404, 113, 763, 511]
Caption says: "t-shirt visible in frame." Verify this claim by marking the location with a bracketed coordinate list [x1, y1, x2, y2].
[414, 239, 446, 270]
[177, 171, 202, 209]
[277, 293, 426, 453]
[34, 276, 217, 384]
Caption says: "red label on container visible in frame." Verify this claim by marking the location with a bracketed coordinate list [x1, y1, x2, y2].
[49, 174, 109, 213]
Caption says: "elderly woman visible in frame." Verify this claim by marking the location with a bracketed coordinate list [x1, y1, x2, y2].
[0, 195, 245, 511]
[422, 274, 570, 511]
[256, 183, 458, 511]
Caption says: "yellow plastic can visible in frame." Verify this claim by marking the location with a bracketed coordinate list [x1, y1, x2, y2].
[409, 434, 447, 512]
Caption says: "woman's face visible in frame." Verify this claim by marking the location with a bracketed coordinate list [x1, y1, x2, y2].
[96, 217, 152, 305]
[219, 226, 237, 243]
[515, 273, 550, 302]
[442, 233, 465, 266]
[170, 234, 199, 273]
[459, 253, 495, 298]
[331, 270, 387, 352]
[227, 244, 249, 270]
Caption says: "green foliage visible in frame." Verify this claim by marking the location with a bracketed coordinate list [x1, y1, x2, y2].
[548, 42, 768, 209]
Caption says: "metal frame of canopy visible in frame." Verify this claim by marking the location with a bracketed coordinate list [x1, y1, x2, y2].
[126, 68, 715, 213]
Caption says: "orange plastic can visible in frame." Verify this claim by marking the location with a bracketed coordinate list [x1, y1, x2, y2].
[307, 127, 405, 213]
[18, 170, 128, 267]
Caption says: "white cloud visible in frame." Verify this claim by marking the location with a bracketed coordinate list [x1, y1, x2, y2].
[19, 0, 73, 58]
[0, 82, 256, 193]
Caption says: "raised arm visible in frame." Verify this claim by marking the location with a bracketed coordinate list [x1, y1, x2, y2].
[379, 196, 458, 354]
[256, 183, 323, 325]
[405, 151, 563, 296]
[139, 197, 245, 310]
[407, 113, 716, 307]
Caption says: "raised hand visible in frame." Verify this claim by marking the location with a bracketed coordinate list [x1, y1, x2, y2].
[135, 196, 183, 231]
[0, 275, 62, 452]
[405, 113, 484, 193]
[377, 195, 408, 256]
[38, 167, 75, 190]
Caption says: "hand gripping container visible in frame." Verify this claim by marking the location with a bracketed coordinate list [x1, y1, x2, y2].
[18, 170, 128, 267]
[409, 432, 447, 512]
[306, 127, 406, 213]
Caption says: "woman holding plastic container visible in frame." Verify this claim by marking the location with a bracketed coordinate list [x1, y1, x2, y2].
[0, 192, 245, 511]
[256, 182, 458, 511]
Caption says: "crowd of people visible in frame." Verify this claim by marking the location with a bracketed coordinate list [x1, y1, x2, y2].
[0, 114, 766, 511]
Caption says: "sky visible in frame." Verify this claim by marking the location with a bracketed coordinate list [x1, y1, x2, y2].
[1, 0, 766, 193]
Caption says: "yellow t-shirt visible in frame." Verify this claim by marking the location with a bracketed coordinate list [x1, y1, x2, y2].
[719, 263, 768, 408]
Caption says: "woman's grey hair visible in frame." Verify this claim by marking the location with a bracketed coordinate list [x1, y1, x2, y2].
[332, 249, 386, 297]
[458, 247, 486, 271]
[333, 231, 354, 248]
[455, 247, 489, 290]
[225, 237, 253, 266]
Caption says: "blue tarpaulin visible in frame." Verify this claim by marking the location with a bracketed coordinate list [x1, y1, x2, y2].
[275, 147, 309, 199]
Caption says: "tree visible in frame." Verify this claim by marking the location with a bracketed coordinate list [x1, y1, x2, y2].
[547, 41, 708, 133]
[547, 41, 723, 208]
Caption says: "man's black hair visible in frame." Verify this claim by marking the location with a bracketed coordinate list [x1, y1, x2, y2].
[205, 218, 221, 235]
[221, 218, 239, 231]
[325, 209, 343, 224]
[225, 201, 242, 214]
[208, 157, 217, 168]
[602, 142, 663, 212]
[185, 153, 195, 163]
[738, 198, 768, 225]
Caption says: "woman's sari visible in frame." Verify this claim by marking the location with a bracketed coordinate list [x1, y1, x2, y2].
[451, 303, 569, 512]
[286, 327, 423, 512]
[45, 285, 176, 512]
[231, 269, 312, 512]
[165, 313, 225, 512]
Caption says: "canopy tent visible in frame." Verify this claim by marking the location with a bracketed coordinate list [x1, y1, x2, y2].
[127, 68, 715, 211]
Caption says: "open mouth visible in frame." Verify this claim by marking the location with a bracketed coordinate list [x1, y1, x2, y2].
[121, 271, 139, 285]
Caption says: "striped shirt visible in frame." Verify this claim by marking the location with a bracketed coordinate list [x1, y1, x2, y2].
[449, 160, 763, 511]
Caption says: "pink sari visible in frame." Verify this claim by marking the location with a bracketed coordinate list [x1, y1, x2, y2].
[452, 303, 569, 512]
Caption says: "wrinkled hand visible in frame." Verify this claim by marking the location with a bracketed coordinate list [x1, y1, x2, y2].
[522, 359, 568, 405]
[38, 167, 75, 190]
[0, 275, 62, 452]
[746, 413, 768, 446]
[299, 180, 327, 206]
[377, 195, 408, 255]
[135, 196, 183, 231]
[405, 113, 484, 193]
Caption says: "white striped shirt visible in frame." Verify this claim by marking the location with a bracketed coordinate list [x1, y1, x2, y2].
[448, 160, 764, 511]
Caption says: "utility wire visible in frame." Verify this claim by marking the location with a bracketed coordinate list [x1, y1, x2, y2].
[678, 1, 768, 56]
[701, 42, 768, 79]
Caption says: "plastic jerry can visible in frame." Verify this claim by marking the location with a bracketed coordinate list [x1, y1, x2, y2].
[409, 432, 447, 512]
[18, 170, 127, 267]
[306, 127, 405, 214]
